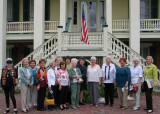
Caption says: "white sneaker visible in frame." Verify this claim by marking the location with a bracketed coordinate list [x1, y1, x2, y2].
[133, 107, 139, 111]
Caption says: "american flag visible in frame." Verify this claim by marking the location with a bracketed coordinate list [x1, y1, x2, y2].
[81, 3, 89, 44]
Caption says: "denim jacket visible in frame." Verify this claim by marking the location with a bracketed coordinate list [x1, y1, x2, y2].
[20, 67, 34, 86]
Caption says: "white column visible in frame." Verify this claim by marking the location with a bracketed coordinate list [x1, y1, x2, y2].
[0, 0, 7, 72]
[34, 0, 45, 49]
[129, 0, 140, 54]
[105, 0, 112, 33]
[60, 0, 67, 31]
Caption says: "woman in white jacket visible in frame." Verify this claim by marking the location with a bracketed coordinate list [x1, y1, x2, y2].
[130, 58, 143, 111]
[47, 62, 57, 111]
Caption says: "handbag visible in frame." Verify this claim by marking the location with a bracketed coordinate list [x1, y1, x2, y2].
[130, 87, 138, 93]
[46, 91, 55, 105]
[78, 78, 83, 84]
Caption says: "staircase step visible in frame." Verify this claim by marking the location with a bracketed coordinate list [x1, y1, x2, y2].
[109, 53, 115, 55]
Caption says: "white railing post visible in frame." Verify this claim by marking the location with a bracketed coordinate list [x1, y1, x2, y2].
[103, 25, 108, 53]
[58, 26, 63, 53]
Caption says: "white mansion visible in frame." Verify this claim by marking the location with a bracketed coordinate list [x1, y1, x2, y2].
[0, 0, 160, 72]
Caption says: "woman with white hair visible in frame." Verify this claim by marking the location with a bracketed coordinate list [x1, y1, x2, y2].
[68, 58, 82, 109]
[20, 58, 33, 113]
[102, 56, 116, 107]
[130, 58, 142, 111]
[87, 56, 102, 107]
[143, 56, 157, 113]
[47, 62, 57, 111]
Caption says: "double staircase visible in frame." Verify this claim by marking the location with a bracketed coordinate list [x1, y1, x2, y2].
[15, 26, 160, 91]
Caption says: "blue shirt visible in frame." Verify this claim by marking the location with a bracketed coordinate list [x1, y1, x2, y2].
[32, 68, 37, 85]
[116, 67, 131, 87]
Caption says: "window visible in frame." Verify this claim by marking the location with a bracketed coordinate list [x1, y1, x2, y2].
[151, 0, 158, 19]
[73, 1, 77, 25]
[23, 0, 30, 21]
[100, 1, 104, 17]
[140, 47, 150, 58]
[7, 0, 13, 22]
[12, 0, 19, 21]
[23, 0, 34, 21]
[140, 0, 158, 19]
[45, 0, 50, 21]
[7, 0, 19, 22]
[29, 0, 34, 21]
[140, 0, 150, 19]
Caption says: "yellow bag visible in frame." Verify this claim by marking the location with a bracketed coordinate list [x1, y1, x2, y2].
[46, 98, 55, 105]
[46, 91, 55, 105]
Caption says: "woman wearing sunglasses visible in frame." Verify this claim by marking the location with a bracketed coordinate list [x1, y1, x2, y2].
[0, 58, 18, 114]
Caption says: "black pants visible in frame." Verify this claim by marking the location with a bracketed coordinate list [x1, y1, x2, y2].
[66, 87, 71, 104]
[37, 87, 46, 110]
[59, 86, 68, 105]
[55, 84, 59, 105]
[48, 85, 57, 109]
[104, 83, 114, 105]
[3, 86, 17, 109]
[144, 81, 153, 110]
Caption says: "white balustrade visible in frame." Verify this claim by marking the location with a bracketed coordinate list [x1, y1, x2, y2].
[6, 19, 160, 33]
[45, 21, 60, 32]
[7, 22, 34, 33]
[7, 21, 60, 33]
[61, 32, 103, 50]
[140, 19, 160, 31]
[112, 19, 129, 32]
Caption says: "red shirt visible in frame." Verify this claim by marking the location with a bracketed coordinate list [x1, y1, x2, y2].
[36, 67, 48, 87]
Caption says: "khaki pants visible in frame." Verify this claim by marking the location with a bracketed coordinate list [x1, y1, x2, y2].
[132, 83, 141, 108]
[21, 86, 30, 111]
[117, 87, 128, 108]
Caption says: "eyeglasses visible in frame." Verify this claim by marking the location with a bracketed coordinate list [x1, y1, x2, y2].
[7, 62, 12, 64]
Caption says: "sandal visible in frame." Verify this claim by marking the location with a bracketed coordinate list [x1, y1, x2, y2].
[4, 109, 10, 114]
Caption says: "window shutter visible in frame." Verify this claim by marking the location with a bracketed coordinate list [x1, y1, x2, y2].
[23, 0, 30, 21]
[45, 0, 50, 21]
[13, 0, 19, 22]
[151, 0, 158, 19]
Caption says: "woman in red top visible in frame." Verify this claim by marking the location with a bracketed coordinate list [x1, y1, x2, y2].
[36, 59, 48, 111]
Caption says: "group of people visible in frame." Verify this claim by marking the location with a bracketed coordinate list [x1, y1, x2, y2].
[0, 55, 157, 113]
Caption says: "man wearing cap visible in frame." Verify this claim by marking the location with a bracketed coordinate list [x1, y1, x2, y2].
[0, 58, 18, 114]
[102, 56, 116, 107]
